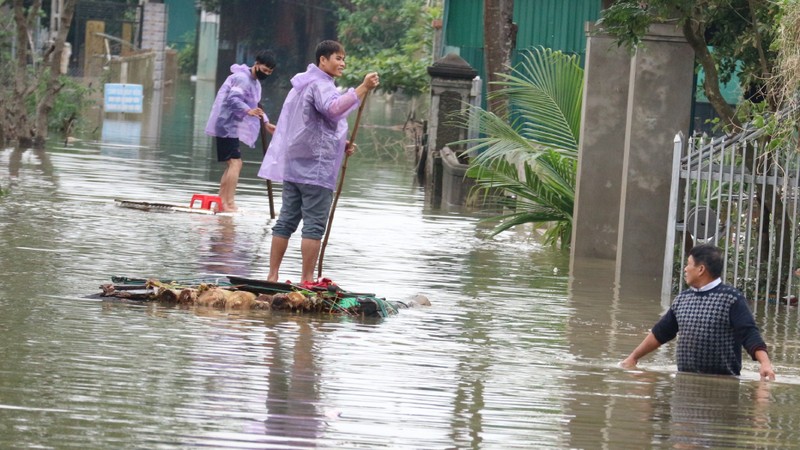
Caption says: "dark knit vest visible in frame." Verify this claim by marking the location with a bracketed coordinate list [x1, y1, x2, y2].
[671, 284, 742, 375]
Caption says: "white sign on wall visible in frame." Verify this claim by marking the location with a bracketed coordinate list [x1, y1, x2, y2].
[104, 83, 143, 114]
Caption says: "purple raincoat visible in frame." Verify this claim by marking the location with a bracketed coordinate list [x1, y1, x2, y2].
[205, 64, 267, 148]
[257, 64, 360, 191]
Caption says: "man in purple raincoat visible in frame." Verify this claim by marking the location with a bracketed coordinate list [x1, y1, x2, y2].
[258, 40, 379, 283]
[206, 50, 276, 212]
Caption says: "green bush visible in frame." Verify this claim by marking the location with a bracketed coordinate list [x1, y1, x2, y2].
[47, 76, 96, 136]
[336, 0, 439, 96]
[176, 31, 197, 75]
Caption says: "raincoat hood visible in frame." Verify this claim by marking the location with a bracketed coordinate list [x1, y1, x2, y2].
[290, 63, 333, 91]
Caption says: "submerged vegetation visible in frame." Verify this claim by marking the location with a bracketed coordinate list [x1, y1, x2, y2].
[460, 47, 583, 247]
[45, 76, 96, 137]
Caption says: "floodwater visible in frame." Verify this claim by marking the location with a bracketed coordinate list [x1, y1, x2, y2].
[1, 79, 800, 449]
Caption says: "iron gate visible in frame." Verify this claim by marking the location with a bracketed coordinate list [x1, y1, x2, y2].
[662, 110, 800, 307]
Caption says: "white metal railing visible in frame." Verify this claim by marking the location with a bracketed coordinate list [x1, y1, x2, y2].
[662, 128, 800, 307]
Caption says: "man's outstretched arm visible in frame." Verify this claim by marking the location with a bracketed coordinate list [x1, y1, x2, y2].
[621, 332, 662, 369]
[755, 349, 776, 381]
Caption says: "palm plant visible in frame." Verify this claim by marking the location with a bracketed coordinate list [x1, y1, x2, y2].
[461, 46, 583, 247]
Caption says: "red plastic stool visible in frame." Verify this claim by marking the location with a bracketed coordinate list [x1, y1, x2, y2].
[190, 194, 222, 210]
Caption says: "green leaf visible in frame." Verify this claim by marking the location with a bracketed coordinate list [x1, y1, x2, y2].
[455, 46, 582, 246]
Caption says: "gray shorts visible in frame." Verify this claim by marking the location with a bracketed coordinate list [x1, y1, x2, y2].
[272, 181, 333, 240]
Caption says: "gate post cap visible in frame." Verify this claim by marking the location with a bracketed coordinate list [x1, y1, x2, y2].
[427, 53, 478, 79]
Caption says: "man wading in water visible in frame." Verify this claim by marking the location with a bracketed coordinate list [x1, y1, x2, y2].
[621, 244, 776, 380]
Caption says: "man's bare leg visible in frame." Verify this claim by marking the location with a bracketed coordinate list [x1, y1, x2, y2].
[268, 236, 289, 282]
[300, 238, 322, 283]
[218, 158, 242, 211]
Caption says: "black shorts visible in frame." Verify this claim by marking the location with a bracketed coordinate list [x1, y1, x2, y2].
[216, 137, 241, 162]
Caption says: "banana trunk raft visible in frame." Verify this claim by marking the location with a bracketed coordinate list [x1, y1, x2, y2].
[97, 276, 430, 318]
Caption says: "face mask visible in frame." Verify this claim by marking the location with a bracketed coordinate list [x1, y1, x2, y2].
[255, 69, 270, 81]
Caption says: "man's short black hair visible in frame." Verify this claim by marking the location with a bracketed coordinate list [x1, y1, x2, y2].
[689, 244, 724, 278]
[315, 40, 344, 65]
[255, 50, 276, 69]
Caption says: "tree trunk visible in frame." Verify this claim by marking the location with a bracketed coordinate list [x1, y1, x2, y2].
[33, 0, 77, 148]
[680, 17, 741, 131]
[10, 0, 42, 148]
[0, 104, 5, 148]
[483, 0, 515, 116]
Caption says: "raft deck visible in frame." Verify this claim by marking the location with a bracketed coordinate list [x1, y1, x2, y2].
[98, 275, 402, 318]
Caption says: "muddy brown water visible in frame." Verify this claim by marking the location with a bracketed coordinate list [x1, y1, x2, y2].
[1, 79, 799, 449]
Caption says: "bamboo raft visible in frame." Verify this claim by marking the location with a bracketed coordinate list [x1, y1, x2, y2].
[98, 276, 426, 318]
[114, 199, 240, 216]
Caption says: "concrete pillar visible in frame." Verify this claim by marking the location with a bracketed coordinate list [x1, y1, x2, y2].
[425, 53, 477, 207]
[49, 0, 64, 39]
[83, 20, 105, 78]
[140, 2, 167, 90]
[615, 23, 694, 288]
[570, 23, 694, 295]
[196, 10, 219, 82]
[570, 25, 632, 264]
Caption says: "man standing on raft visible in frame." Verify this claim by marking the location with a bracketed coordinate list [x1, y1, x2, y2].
[258, 40, 379, 283]
[206, 50, 277, 212]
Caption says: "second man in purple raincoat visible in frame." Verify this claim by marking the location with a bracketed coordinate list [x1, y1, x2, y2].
[206, 50, 277, 212]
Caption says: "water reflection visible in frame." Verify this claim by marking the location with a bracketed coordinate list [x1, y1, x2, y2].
[193, 79, 218, 150]
[262, 318, 323, 447]
[6, 147, 55, 182]
[200, 216, 251, 277]
[100, 119, 143, 158]
[667, 373, 763, 448]
[565, 257, 658, 448]
[563, 367, 793, 449]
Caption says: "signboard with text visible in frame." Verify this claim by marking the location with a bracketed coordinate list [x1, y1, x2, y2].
[104, 83, 143, 114]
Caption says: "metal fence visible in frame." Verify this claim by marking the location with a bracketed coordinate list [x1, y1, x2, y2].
[662, 111, 800, 308]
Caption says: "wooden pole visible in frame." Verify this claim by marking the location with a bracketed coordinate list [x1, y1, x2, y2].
[317, 93, 368, 279]
[260, 119, 276, 219]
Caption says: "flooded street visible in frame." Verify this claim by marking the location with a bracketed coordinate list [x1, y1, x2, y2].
[2, 79, 800, 449]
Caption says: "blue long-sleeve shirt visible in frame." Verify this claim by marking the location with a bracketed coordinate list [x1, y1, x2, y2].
[652, 283, 767, 375]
